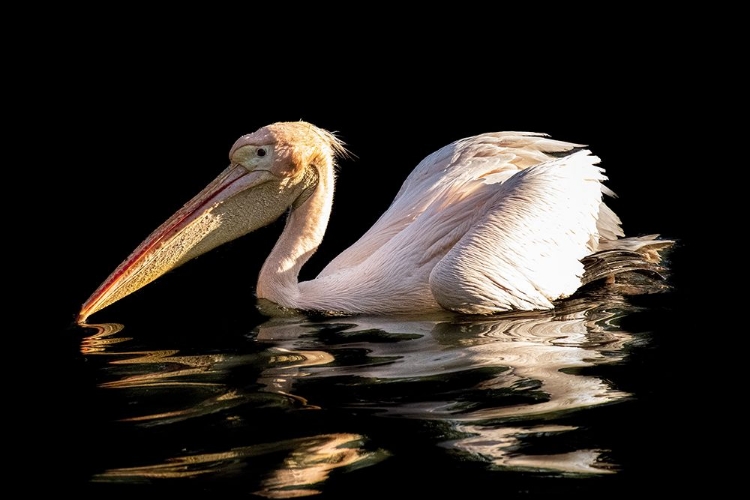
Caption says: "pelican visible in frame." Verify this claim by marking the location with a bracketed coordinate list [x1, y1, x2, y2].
[77, 121, 672, 323]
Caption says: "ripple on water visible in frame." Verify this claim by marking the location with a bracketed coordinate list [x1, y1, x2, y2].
[78, 290, 657, 495]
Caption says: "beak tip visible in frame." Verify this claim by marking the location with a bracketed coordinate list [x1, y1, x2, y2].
[77, 299, 96, 325]
[76, 310, 89, 325]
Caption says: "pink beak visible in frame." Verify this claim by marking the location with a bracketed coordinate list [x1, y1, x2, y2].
[77, 163, 284, 323]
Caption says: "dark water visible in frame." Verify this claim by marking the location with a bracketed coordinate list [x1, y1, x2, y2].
[62, 276, 687, 498]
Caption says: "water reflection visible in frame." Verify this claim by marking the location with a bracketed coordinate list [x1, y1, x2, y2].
[96, 433, 384, 498]
[80, 288, 658, 495]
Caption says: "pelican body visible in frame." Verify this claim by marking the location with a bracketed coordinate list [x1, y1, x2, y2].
[78, 121, 671, 323]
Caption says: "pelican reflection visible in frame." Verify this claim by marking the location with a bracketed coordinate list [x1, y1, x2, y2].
[81, 293, 652, 490]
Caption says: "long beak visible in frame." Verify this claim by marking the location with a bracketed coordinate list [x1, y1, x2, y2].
[77, 164, 288, 323]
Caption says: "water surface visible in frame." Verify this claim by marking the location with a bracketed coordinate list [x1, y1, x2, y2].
[66, 281, 682, 497]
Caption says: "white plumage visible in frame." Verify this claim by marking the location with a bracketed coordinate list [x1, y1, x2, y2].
[78, 122, 671, 322]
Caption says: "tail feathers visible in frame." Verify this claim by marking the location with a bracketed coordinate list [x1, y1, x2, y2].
[580, 236, 675, 294]
[597, 234, 675, 263]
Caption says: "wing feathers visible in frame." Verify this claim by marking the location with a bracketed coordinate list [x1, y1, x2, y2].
[318, 132, 583, 277]
[429, 151, 607, 314]
[312, 131, 647, 315]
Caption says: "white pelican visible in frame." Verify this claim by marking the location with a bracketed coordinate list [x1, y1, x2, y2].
[77, 121, 672, 323]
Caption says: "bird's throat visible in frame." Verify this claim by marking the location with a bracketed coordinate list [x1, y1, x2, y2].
[256, 164, 334, 309]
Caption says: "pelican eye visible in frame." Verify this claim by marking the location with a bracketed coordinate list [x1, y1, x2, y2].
[257, 148, 267, 157]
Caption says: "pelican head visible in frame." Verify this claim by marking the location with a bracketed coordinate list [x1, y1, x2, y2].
[78, 121, 347, 323]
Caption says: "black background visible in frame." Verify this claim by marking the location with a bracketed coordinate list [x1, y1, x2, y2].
[20, 19, 711, 494]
